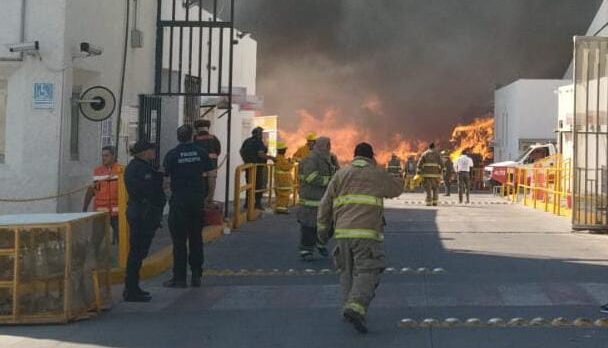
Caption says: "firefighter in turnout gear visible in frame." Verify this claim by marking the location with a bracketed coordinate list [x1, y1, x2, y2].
[386, 153, 402, 175]
[273, 142, 294, 214]
[440, 150, 454, 196]
[293, 132, 317, 162]
[403, 155, 417, 192]
[417, 143, 443, 206]
[317, 142, 403, 334]
[297, 137, 336, 261]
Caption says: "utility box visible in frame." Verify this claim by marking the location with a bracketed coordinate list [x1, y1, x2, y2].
[0, 213, 112, 324]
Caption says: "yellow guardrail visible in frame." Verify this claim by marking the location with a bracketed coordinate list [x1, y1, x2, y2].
[232, 162, 299, 229]
[503, 154, 572, 217]
[117, 171, 130, 269]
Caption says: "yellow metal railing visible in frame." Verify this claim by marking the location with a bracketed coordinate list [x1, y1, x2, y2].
[117, 171, 130, 269]
[232, 162, 299, 229]
[503, 154, 572, 217]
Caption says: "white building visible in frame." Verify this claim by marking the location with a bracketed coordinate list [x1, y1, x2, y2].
[0, 0, 258, 215]
[493, 79, 568, 162]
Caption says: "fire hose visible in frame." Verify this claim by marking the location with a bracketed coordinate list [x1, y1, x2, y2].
[0, 185, 90, 203]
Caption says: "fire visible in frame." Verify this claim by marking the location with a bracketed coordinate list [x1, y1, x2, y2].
[449, 115, 494, 163]
[279, 108, 427, 165]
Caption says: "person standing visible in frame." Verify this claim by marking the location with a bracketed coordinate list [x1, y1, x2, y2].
[403, 155, 417, 192]
[386, 153, 402, 176]
[293, 132, 317, 162]
[454, 150, 475, 204]
[83, 146, 123, 244]
[163, 125, 213, 288]
[123, 141, 166, 302]
[297, 136, 335, 261]
[194, 119, 221, 205]
[440, 150, 454, 197]
[240, 127, 274, 209]
[317, 142, 403, 333]
[417, 143, 443, 206]
[273, 141, 294, 214]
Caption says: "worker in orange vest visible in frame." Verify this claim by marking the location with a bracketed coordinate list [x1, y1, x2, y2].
[83, 146, 124, 244]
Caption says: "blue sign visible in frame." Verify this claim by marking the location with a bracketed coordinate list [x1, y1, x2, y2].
[32, 82, 54, 109]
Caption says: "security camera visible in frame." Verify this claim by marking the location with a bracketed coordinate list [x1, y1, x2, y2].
[80, 42, 103, 56]
[7, 41, 39, 54]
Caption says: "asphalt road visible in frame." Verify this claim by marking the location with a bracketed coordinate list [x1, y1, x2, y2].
[3, 193, 608, 347]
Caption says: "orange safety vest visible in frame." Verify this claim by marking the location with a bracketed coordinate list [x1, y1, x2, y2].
[93, 163, 123, 216]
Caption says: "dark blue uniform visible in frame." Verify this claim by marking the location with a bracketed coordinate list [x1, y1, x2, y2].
[123, 157, 166, 294]
[163, 143, 213, 281]
[240, 136, 268, 208]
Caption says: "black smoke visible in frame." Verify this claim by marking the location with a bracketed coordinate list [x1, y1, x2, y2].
[232, 0, 601, 141]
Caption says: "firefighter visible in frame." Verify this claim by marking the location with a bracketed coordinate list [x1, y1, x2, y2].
[454, 150, 474, 204]
[273, 141, 294, 214]
[417, 143, 443, 206]
[83, 146, 123, 245]
[403, 155, 417, 192]
[440, 150, 454, 196]
[163, 125, 213, 288]
[317, 142, 403, 334]
[293, 132, 317, 162]
[297, 136, 335, 261]
[194, 119, 221, 205]
[386, 153, 402, 175]
[240, 127, 274, 209]
[123, 141, 166, 302]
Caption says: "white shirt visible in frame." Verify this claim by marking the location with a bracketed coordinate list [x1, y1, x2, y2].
[454, 155, 474, 172]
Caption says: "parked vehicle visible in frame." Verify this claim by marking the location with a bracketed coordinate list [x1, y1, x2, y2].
[484, 143, 558, 187]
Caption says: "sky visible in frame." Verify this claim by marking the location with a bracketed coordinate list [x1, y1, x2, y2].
[231, 0, 602, 142]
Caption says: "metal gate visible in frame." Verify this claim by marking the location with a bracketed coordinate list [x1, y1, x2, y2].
[153, 0, 235, 214]
[572, 37, 608, 230]
[138, 95, 162, 166]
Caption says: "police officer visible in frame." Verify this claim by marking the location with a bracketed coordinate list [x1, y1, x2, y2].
[123, 141, 166, 302]
[163, 125, 213, 288]
[240, 127, 274, 209]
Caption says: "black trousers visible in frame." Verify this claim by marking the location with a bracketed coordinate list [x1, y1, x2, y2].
[125, 204, 161, 292]
[300, 225, 318, 251]
[246, 165, 267, 208]
[168, 195, 204, 281]
[110, 216, 119, 245]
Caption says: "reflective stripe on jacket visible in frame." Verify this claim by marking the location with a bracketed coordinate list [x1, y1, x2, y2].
[274, 154, 294, 191]
[317, 157, 404, 242]
[417, 149, 443, 178]
[93, 163, 123, 216]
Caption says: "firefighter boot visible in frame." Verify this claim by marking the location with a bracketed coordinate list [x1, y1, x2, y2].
[343, 308, 368, 334]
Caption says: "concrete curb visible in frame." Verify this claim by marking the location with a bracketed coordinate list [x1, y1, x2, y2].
[110, 224, 225, 284]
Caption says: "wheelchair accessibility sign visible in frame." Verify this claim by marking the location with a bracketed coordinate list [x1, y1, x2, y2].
[32, 82, 54, 109]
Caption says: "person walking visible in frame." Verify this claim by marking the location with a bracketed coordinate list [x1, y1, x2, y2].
[297, 136, 335, 261]
[83, 146, 123, 244]
[163, 125, 213, 288]
[454, 150, 474, 204]
[123, 141, 166, 302]
[417, 143, 443, 206]
[317, 142, 403, 333]
[441, 150, 454, 197]
[273, 141, 294, 214]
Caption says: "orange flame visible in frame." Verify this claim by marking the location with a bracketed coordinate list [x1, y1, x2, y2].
[449, 115, 494, 163]
[279, 107, 428, 165]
